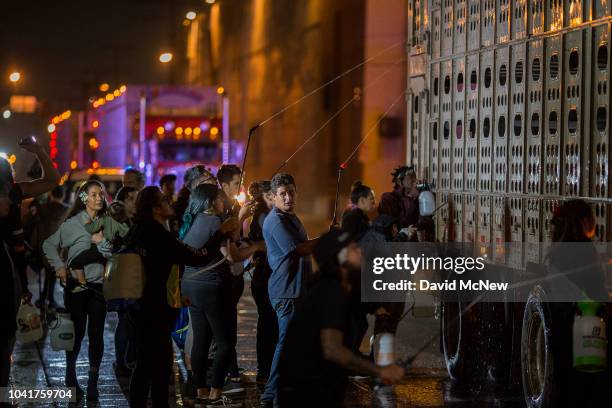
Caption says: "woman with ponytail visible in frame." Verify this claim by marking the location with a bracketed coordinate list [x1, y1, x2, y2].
[341, 180, 376, 237]
[42, 180, 111, 401]
[180, 183, 264, 405]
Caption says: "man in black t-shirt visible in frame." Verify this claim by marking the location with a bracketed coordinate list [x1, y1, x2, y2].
[277, 230, 404, 408]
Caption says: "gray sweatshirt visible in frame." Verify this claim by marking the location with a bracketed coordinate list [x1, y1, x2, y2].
[43, 211, 112, 286]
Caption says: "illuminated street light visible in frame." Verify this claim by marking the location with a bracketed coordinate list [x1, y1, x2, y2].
[9, 72, 21, 83]
[47, 124, 56, 133]
[206, 0, 216, 4]
[159, 52, 173, 63]
[186, 11, 197, 20]
[99, 83, 110, 92]
[2, 110, 11, 119]
[217, 86, 225, 95]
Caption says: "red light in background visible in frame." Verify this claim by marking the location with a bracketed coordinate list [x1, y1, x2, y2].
[92, 161, 100, 169]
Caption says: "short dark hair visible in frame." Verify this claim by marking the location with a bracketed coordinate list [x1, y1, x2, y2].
[124, 167, 145, 185]
[217, 164, 241, 185]
[50, 185, 65, 200]
[159, 174, 177, 188]
[270, 173, 296, 193]
[115, 186, 138, 203]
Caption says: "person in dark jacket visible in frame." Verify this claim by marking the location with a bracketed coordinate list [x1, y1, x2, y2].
[0, 143, 60, 404]
[341, 180, 376, 238]
[247, 180, 278, 383]
[127, 186, 238, 408]
[378, 165, 419, 230]
[0, 176, 17, 400]
[277, 230, 404, 407]
[32, 186, 69, 309]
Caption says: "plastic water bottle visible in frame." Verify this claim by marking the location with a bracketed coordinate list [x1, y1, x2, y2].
[373, 333, 396, 366]
[50, 313, 75, 351]
[418, 190, 436, 216]
[15, 302, 43, 344]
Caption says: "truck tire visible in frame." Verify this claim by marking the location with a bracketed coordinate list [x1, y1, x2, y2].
[441, 300, 484, 383]
[521, 286, 573, 408]
[442, 299, 513, 385]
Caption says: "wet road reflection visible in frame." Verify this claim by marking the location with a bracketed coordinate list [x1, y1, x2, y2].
[9, 275, 529, 407]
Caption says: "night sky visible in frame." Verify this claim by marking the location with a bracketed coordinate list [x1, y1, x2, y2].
[0, 0, 199, 109]
[0, 0, 202, 171]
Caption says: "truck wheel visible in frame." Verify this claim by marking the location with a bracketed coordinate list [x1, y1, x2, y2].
[441, 300, 482, 383]
[442, 299, 513, 385]
[521, 286, 572, 408]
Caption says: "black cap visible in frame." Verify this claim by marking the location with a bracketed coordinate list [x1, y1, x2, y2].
[314, 229, 355, 269]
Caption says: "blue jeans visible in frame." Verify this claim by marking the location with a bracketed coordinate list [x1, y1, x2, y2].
[261, 298, 295, 403]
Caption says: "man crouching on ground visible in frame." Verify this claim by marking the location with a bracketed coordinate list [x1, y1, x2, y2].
[277, 229, 405, 407]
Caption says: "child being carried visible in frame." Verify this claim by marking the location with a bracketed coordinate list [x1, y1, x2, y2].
[68, 202, 131, 284]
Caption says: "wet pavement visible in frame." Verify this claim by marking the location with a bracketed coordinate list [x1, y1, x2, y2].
[8, 268, 527, 407]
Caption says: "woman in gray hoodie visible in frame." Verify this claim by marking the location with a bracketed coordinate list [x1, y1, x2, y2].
[43, 180, 112, 401]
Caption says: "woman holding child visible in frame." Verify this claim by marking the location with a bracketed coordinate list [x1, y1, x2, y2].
[43, 180, 112, 401]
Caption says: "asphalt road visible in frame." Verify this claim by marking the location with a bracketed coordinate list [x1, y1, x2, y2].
[8, 268, 527, 407]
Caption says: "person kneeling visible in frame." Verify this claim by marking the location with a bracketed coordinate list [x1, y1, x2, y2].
[277, 230, 404, 408]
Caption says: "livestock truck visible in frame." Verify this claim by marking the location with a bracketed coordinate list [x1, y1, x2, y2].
[405, 0, 612, 405]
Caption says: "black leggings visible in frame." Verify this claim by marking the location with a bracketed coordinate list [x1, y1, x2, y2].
[130, 321, 173, 408]
[183, 280, 233, 389]
[64, 285, 107, 370]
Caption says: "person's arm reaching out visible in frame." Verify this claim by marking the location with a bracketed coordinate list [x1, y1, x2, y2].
[17, 140, 61, 200]
[223, 240, 266, 262]
[294, 237, 320, 256]
[320, 329, 404, 383]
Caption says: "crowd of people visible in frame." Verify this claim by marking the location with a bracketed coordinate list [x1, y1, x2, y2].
[0, 144, 422, 408]
[1, 140, 602, 408]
